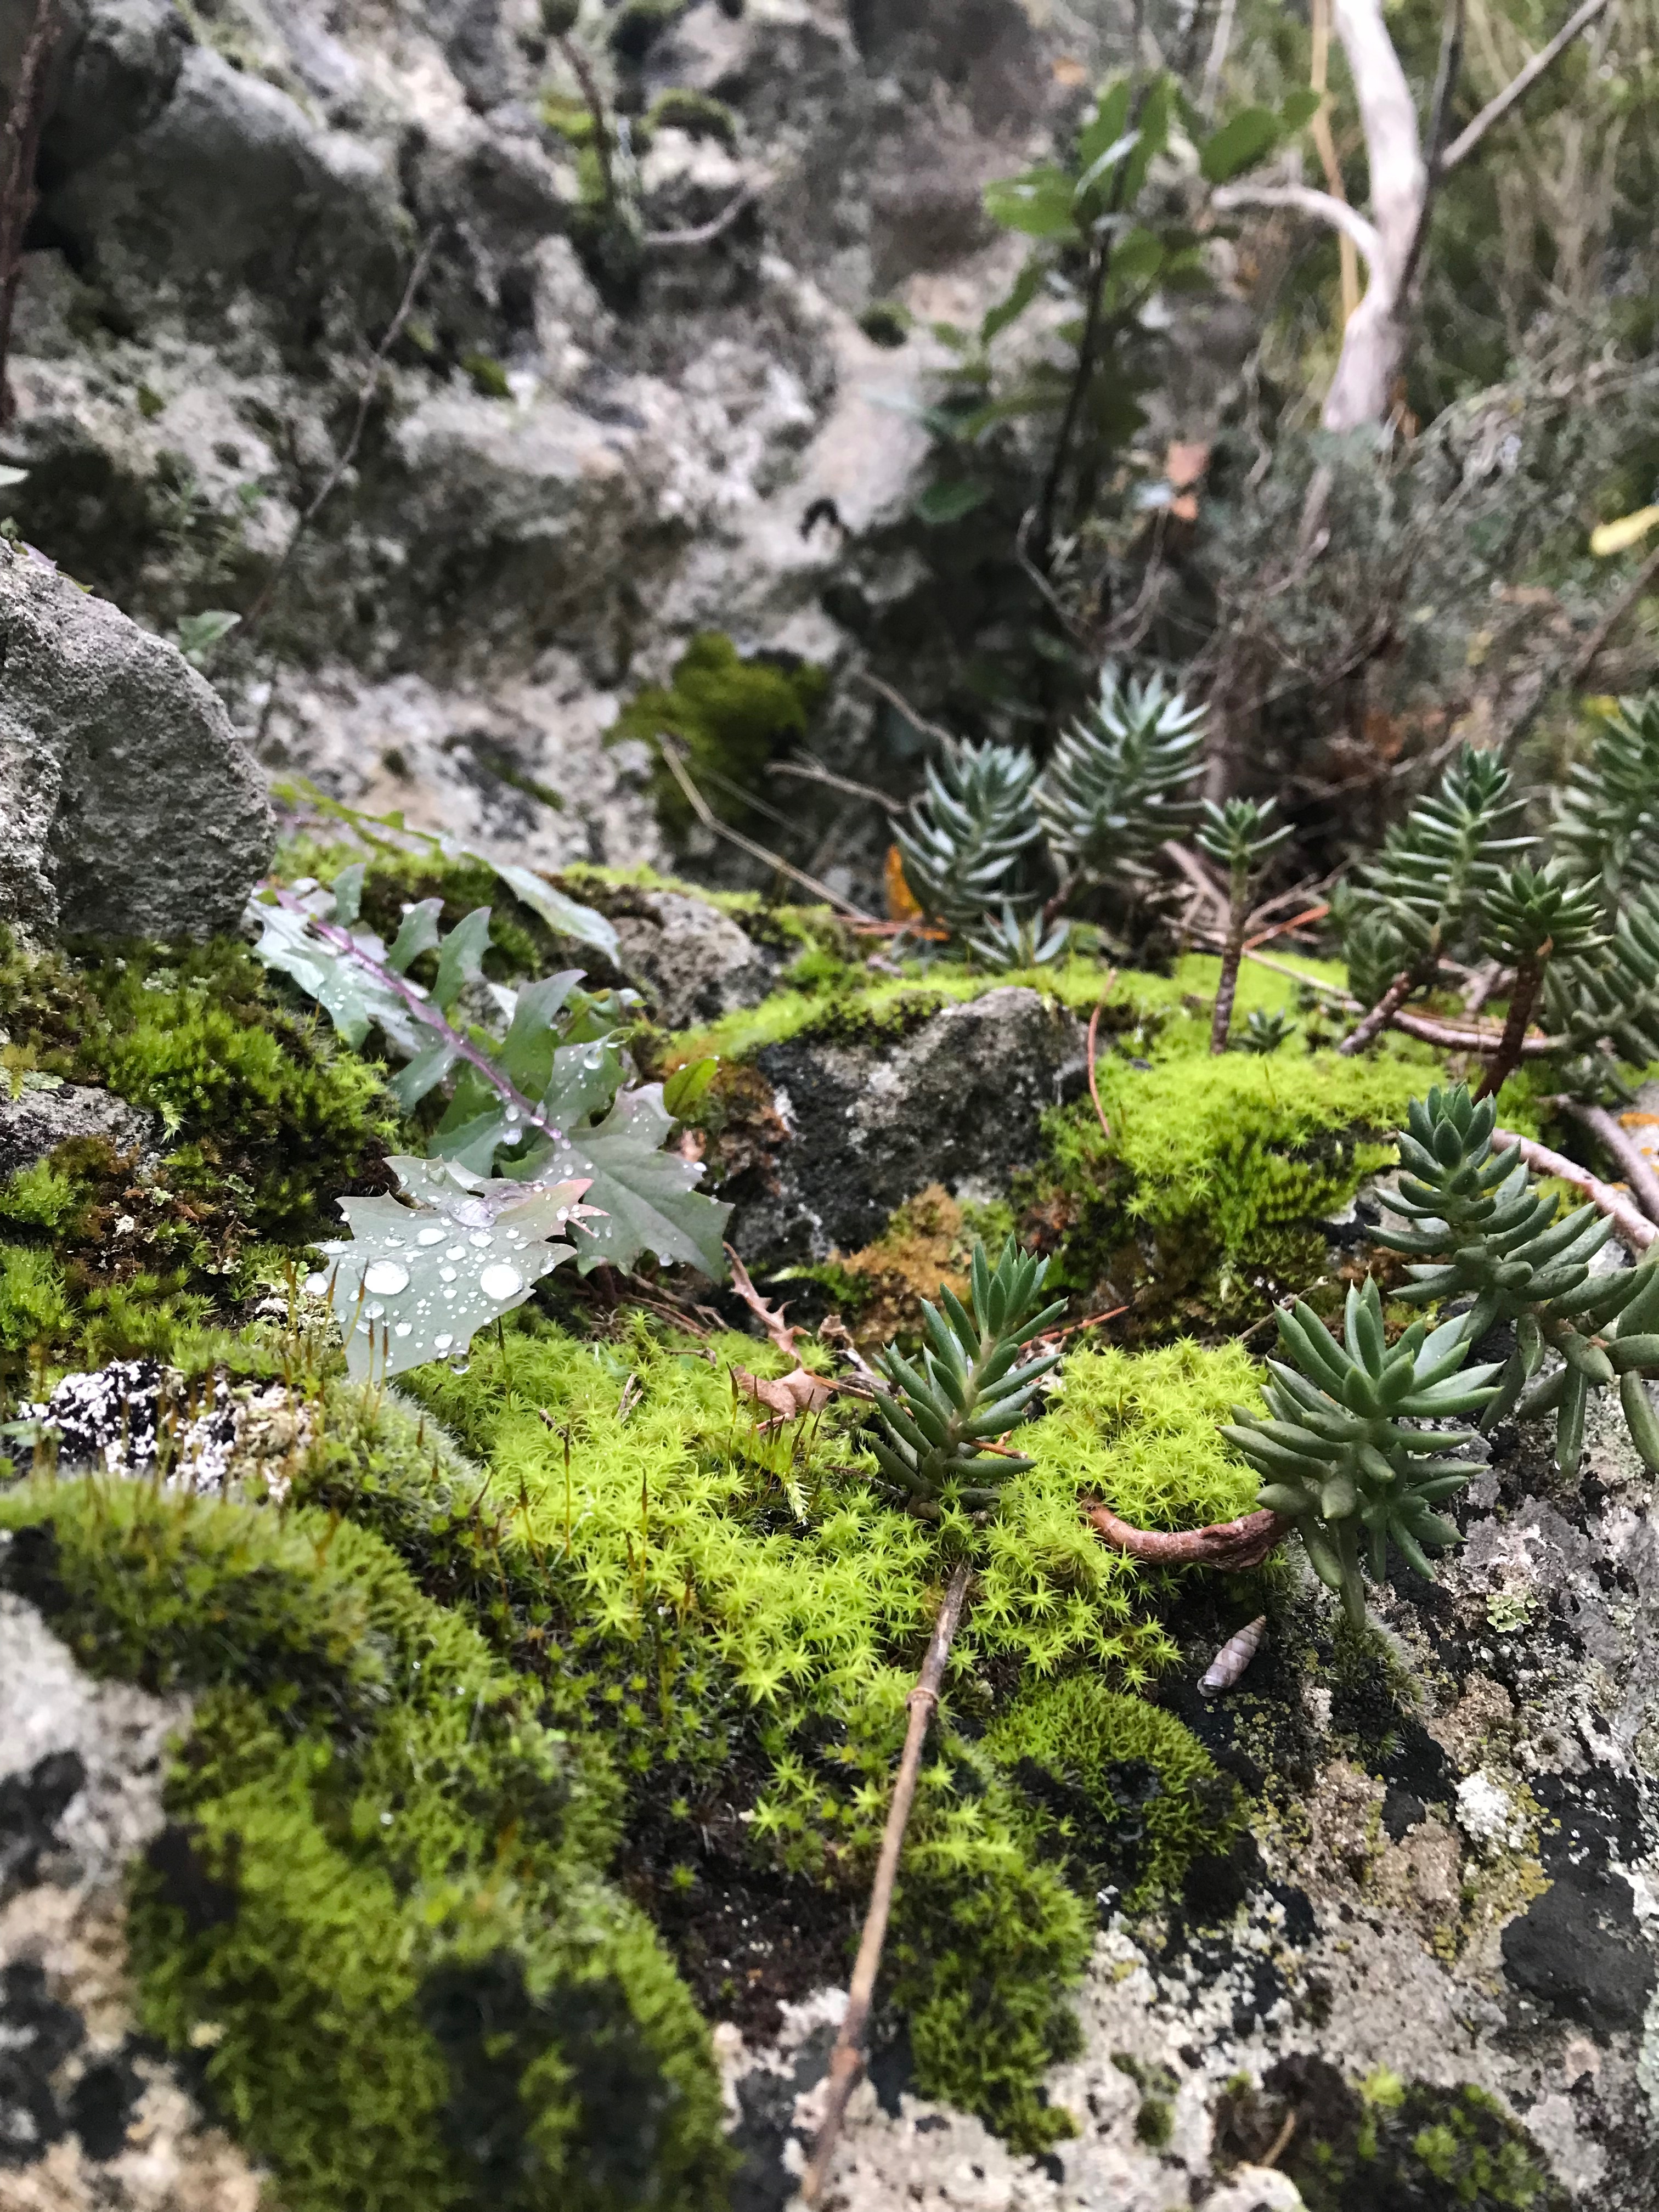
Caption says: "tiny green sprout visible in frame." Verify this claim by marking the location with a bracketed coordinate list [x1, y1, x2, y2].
[1238, 1008, 1297, 1056]
[868, 1237, 1065, 1509]
[1223, 1277, 1502, 1628]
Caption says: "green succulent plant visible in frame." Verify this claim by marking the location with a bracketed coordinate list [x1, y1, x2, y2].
[1195, 794, 1293, 1052]
[1374, 1084, 1659, 1474]
[1475, 860, 1609, 1096]
[1035, 666, 1205, 890]
[963, 902, 1072, 970]
[1543, 881, 1659, 1084]
[1238, 1008, 1297, 1055]
[1360, 745, 1533, 979]
[891, 737, 1044, 933]
[1554, 691, 1659, 911]
[1223, 1278, 1500, 1628]
[869, 1238, 1065, 1510]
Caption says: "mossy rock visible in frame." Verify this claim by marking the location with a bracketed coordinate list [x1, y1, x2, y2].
[0, 1474, 730, 2211]
[610, 635, 827, 842]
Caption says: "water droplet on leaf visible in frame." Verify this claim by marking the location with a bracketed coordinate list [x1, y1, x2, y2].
[364, 1260, 410, 1295]
[433, 1333, 454, 1353]
[417, 1227, 445, 1247]
[478, 1262, 523, 1301]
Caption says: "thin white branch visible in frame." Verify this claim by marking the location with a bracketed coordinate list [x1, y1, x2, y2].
[1212, 182, 1383, 270]
[1441, 0, 1613, 171]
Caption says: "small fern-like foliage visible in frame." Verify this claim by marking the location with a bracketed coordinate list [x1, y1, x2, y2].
[870, 1238, 1065, 1509]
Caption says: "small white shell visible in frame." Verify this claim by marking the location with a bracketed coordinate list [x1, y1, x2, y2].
[1199, 1615, 1267, 1696]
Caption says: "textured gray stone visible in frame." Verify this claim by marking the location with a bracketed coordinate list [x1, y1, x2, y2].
[612, 889, 778, 1031]
[0, 545, 274, 940]
[729, 986, 1087, 1263]
[0, 1082, 159, 1182]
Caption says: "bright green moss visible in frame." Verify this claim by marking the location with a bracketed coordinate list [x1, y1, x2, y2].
[1030, 1041, 1427, 1330]
[987, 1677, 1243, 1901]
[0, 1477, 729, 2212]
[0, 1155, 81, 1230]
[611, 635, 828, 840]
[0, 1243, 74, 1355]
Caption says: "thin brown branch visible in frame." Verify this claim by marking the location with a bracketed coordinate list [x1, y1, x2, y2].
[1441, 0, 1613, 171]
[802, 1560, 974, 2204]
[653, 737, 881, 922]
[1338, 969, 1415, 1056]
[1390, 1007, 1564, 1054]
[766, 757, 896, 809]
[0, 0, 61, 427]
[243, 230, 441, 637]
[1240, 947, 1357, 1001]
[1084, 1498, 1291, 1570]
[644, 180, 760, 249]
[556, 32, 613, 207]
[1243, 900, 1330, 950]
[1475, 954, 1543, 1098]
[1571, 540, 1659, 683]
[1553, 1099, 1659, 1228]
[853, 669, 957, 753]
[1490, 1126, 1656, 1254]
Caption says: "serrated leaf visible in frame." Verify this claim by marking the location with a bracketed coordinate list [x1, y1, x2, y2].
[431, 906, 493, 1015]
[312, 1160, 591, 1381]
[331, 864, 366, 927]
[515, 1083, 731, 1277]
[486, 860, 620, 960]
[387, 899, 444, 973]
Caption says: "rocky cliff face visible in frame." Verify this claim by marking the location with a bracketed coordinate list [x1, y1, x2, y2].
[1, 0, 1077, 893]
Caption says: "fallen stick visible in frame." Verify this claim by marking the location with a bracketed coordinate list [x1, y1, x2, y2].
[1551, 1098, 1659, 1228]
[1491, 1126, 1656, 1254]
[1084, 1498, 1291, 1570]
[800, 1560, 973, 2204]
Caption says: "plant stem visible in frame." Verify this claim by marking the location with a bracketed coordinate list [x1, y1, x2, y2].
[1475, 953, 1543, 1099]
[801, 1559, 973, 2205]
[1336, 967, 1414, 1056]
[1084, 1499, 1290, 1570]
[1032, 237, 1110, 568]
[557, 31, 614, 207]
[1553, 1098, 1659, 1227]
[1210, 874, 1249, 1054]
[1490, 1126, 1655, 1255]
[0, 0, 60, 427]
[271, 888, 556, 1131]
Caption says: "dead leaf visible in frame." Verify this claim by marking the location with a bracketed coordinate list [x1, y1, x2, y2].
[732, 1364, 835, 1432]
[1164, 440, 1210, 489]
[885, 843, 923, 923]
[725, 1244, 803, 1357]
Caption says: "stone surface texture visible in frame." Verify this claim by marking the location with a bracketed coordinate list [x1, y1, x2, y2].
[0, 1084, 160, 1183]
[0, 545, 273, 939]
[730, 986, 1088, 1263]
[611, 886, 780, 1029]
[0, 1587, 264, 2207]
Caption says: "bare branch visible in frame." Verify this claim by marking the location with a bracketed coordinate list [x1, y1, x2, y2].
[652, 737, 881, 923]
[1211, 183, 1383, 271]
[1085, 1498, 1291, 1570]
[1491, 1126, 1656, 1255]
[644, 180, 760, 250]
[1441, 0, 1613, 172]
[802, 1561, 974, 2204]
[1553, 1100, 1659, 1228]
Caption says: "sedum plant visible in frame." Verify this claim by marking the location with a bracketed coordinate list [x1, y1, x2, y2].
[963, 902, 1072, 970]
[1238, 1007, 1296, 1056]
[869, 1238, 1065, 1509]
[1222, 1278, 1500, 1628]
[1374, 1084, 1659, 1475]
[1195, 794, 1292, 1052]
[1543, 880, 1659, 1090]
[890, 737, 1044, 933]
[1554, 690, 1659, 912]
[1036, 665, 1205, 895]
[1358, 745, 1532, 982]
[1474, 860, 1607, 1096]
[250, 867, 730, 1280]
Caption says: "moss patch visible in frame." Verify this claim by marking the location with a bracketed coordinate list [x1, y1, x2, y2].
[0, 1474, 729, 2212]
[610, 635, 827, 840]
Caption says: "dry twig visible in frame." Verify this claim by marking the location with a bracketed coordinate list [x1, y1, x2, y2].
[1551, 1099, 1659, 1227]
[1491, 1126, 1656, 1254]
[1085, 978, 1118, 1144]
[801, 1561, 974, 2204]
[1084, 1498, 1291, 1570]
[654, 737, 880, 922]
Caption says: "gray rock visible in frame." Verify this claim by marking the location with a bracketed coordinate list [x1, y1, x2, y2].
[0, 544, 274, 940]
[611, 889, 778, 1030]
[729, 986, 1086, 1263]
[0, 1082, 160, 1182]
[33, 0, 189, 175]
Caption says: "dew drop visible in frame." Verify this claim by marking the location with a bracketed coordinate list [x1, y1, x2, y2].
[505, 1105, 521, 1122]
[469, 1230, 491, 1249]
[479, 1262, 523, 1301]
[439, 1266, 458, 1282]
[433, 1333, 454, 1353]
[364, 1260, 410, 1295]
[448, 1357, 470, 1375]
[303, 1272, 330, 1296]
[365, 1301, 385, 1319]
[416, 1227, 445, 1247]
[394, 1322, 413, 1338]
[446, 1245, 465, 1261]
[500, 1128, 522, 1145]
